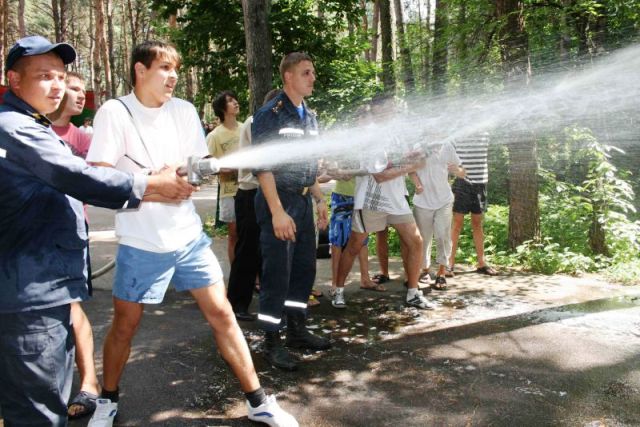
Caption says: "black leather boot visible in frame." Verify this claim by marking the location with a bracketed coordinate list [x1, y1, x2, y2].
[286, 312, 332, 350]
[263, 331, 298, 371]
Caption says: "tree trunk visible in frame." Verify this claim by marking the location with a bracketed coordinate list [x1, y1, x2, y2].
[393, 0, 414, 92]
[416, 0, 430, 91]
[241, 0, 273, 114]
[18, 0, 26, 37]
[120, 1, 130, 91]
[59, 0, 67, 41]
[52, 0, 60, 41]
[456, 0, 468, 94]
[126, 0, 138, 48]
[360, 0, 370, 61]
[589, 203, 608, 255]
[371, 0, 380, 62]
[496, 0, 540, 250]
[379, 0, 394, 93]
[87, 2, 95, 90]
[106, 0, 116, 97]
[431, 0, 447, 95]
[94, 0, 111, 105]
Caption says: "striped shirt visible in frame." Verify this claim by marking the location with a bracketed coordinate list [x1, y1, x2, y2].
[454, 135, 489, 184]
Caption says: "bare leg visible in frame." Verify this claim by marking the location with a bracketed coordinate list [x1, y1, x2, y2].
[394, 222, 423, 289]
[190, 284, 260, 392]
[400, 237, 409, 279]
[471, 213, 486, 267]
[376, 228, 389, 277]
[227, 221, 238, 265]
[358, 245, 376, 287]
[336, 231, 369, 288]
[101, 298, 144, 392]
[450, 213, 465, 268]
[71, 303, 100, 396]
[330, 244, 342, 291]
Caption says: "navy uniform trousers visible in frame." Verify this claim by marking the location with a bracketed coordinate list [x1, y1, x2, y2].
[255, 189, 316, 332]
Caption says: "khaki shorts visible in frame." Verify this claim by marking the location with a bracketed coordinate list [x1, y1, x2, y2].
[352, 209, 415, 234]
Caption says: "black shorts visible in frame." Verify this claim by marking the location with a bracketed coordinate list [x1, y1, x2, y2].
[452, 178, 487, 215]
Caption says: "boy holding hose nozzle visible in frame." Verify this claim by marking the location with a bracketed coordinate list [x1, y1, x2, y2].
[86, 41, 297, 427]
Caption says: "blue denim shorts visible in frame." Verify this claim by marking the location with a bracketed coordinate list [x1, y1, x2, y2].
[113, 233, 223, 304]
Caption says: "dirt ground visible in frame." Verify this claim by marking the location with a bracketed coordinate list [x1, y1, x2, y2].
[61, 238, 640, 427]
[2, 193, 639, 426]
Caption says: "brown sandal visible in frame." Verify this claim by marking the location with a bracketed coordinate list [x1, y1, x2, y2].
[360, 282, 386, 292]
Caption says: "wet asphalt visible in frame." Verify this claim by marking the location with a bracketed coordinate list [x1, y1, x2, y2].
[3, 184, 640, 426]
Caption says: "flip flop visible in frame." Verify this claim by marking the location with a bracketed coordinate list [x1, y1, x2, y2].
[371, 273, 390, 284]
[68, 390, 98, 419]
[310, 289, 324, 298]
[476, 265, 498, 276]
[360, 282, 386, 292]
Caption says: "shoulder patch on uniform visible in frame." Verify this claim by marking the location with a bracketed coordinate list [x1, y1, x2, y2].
[272, 100, 284, 114]
[0, 148, 6, 158]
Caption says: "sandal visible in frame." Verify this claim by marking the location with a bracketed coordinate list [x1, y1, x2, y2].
[360, 282, 386, 292]
[310, 288, 324, 298]
[308, 295, 320, 307]
[445, 266, 455, 278]
[68, 390, 98, 419]
[476, 265, 498, 276]
[371, 273, 390, 284]
[432, 276, 447, 291]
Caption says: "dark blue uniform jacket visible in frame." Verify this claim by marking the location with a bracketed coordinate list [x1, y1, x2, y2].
[0, 91, 145, 313]
[251, 92, 318, 193]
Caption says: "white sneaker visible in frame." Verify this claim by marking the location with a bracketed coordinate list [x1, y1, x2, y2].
[331, 289, 346, 309]
[406, 292, 435, 310]
[87, 399, 118, 427]
[247, 394, 299, 427]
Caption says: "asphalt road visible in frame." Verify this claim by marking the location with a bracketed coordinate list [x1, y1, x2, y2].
[2, 183, 640, 426]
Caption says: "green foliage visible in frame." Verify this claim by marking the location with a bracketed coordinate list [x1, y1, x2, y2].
[202, 214, 228, 238]
[152, 0, 378, 124]
[492, 130, 639, 281]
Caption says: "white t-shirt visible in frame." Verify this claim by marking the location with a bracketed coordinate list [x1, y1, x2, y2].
[354, 151, 412, 215]
[87, 93, 208, 253]
[412, 141, 461, 210]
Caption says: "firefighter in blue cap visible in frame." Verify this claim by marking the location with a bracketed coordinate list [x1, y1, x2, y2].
[0, 35, 192, 426]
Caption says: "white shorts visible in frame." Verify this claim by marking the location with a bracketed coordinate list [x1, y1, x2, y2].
[218, 197, 236, 223]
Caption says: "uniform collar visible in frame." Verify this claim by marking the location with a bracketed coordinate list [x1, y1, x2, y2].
[2, 90, 52, 127]
[280, 92, 309, 120]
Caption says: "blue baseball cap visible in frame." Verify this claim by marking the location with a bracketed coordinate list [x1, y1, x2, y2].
[5, 35, 76, 71]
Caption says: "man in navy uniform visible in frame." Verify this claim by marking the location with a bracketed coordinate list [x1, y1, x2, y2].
[253, 52, 331, 371]
[0, 35, 192, 426]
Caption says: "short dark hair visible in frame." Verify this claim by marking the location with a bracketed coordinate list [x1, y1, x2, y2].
[279, 52, 313, 82]
[212, 90, 237, 123]
[129, 40, 181, 86]
[65, 71, 84, 83]
[47, 72, 87, 121]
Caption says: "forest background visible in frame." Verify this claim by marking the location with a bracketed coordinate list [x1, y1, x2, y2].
[1, 0, 638, 283]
